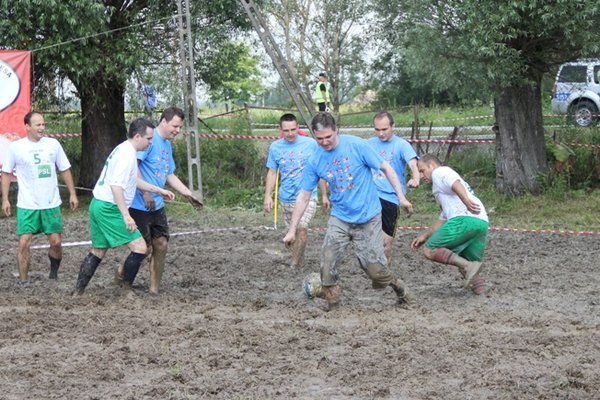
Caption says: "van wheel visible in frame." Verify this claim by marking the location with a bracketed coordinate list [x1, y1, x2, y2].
[571, 100, 598, 127]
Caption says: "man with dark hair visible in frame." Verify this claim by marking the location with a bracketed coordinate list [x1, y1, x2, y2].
[1, 111, 78, 283]
[283, 112, 413, 310]
[126, 107, 202, 294]
[368, 111, 420, 266]
[264, 113, 328, 268]
[411, 154, 487, 295]
[73, 117, 175, 295]
[314, 73, 331, 112]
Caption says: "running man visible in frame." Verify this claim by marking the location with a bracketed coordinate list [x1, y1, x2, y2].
[283, 112, 413, 310]
[73, 117, 174, 295]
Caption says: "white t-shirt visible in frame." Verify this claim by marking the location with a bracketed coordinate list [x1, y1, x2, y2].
[2, 137, 71, 210]
[431, 166, 488, 222]
[92, 141, 138, 207]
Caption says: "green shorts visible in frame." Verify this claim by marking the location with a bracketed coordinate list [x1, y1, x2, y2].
[426, 216, 489, 261]
[89, 198, 142, 249]
[17, 207, 63, 235]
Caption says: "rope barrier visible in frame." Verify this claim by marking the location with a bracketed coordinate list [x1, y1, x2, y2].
[23, 222, 600, 250]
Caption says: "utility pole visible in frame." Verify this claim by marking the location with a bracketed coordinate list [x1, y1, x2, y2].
[176, 0, 203, 201]
[239, 0, 316, 136]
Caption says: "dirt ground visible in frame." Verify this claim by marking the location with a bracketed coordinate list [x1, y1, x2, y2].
[0, 214, 599, 400]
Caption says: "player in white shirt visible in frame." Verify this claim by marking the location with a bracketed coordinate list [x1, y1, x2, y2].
[73, 117, 174, 295]
[411, 154, 488, 295]
[1, 111, 78, 282]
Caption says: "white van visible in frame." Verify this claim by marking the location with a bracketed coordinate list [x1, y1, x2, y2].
[551, 59, 600, 127]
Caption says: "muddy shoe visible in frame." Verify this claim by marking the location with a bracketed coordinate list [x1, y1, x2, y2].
[323, 285, 341, 311]
[463, 261, 483, 288]
[391, 278, 415, 305]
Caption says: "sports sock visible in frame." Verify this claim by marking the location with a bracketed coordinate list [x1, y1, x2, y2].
[49, 256, 61, 279]
[75, 253, 102, 291]
[122, 252, 146, 286]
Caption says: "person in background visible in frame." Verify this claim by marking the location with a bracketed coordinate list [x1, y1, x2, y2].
[367, 111, 420, 266]
[264, 113, 328, 268]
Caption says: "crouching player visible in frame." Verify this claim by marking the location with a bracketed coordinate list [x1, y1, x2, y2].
[411, 154, 487, 294]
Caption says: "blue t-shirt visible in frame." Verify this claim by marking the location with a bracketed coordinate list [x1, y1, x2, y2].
[302, 134, 383, 224]
[367, 135, 417, 205]
[266, 136, 319, 203]
[130, 128, 175, 211]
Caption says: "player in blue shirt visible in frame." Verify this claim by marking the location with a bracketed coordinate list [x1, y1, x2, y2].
[283, 112, 414, 310]
[264, 114, 329, 268]
[127, 107, 202, 294]
[368, 111, 420, 266]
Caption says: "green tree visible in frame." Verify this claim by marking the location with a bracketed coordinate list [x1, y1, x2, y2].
[0, 0, 250, 187]
[202, 41, 264, 104]
[268, 0, 369, 112]
[374, 0, 600, 195]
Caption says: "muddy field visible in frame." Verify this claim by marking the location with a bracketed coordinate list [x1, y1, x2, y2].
[0, 213, 599, 399]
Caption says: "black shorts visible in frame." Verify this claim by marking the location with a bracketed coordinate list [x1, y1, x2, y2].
[380, 198, 399, 237]
[129, 207, 170, 244]
[318, 102, 327, 111]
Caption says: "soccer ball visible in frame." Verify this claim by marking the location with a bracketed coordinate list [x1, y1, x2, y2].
[303, 272, 323, 299]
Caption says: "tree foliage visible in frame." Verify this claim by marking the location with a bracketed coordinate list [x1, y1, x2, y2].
[201, 41, 263, 103]
[266, 0, 370, 111]
[373, 0, 600, 195]
[0, 0, 253, 187]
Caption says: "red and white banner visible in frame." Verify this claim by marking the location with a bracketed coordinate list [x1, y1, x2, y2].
[0, 50, 31, 167]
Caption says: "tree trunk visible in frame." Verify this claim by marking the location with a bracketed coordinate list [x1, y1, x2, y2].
[75, 74, 127, 188]
[494, 77, 548, 196]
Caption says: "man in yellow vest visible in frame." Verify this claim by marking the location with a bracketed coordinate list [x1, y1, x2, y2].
[314, 72, 331, 112]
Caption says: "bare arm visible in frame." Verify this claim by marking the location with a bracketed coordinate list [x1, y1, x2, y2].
[380, 161, 413, 214]
[110, 185, 137, 232]
[263, 168, 277, 214]
[2, 172, 12, 216]
[319, 178, 330, 212]
[59, 168, 79, 210]
[282, 190, 311, 245]
[411, 219, 445, 249]
[451, 180, 480, 214]
[165, 173, 192, 196]
[407, 158, 420, 188]
[136, 178, 175, 201]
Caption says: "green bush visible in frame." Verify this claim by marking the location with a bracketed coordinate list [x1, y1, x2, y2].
[172, 114, 265, 208]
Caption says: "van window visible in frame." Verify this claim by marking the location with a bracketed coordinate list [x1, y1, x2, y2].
[595, 66, 600, 84]
[558, 65, 587, 83]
